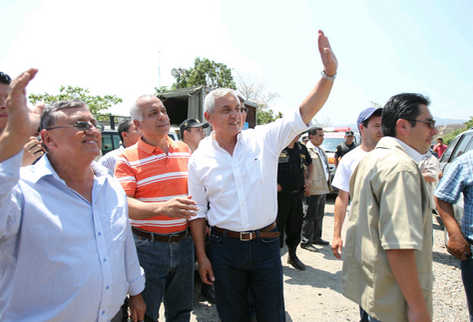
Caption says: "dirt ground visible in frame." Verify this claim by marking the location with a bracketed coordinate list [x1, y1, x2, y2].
[158, 197, 468, 322]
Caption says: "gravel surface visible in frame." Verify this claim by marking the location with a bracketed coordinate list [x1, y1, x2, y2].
[159, 199, 469, 321]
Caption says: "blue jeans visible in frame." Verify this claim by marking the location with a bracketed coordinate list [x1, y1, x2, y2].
[134, 234, 194, 322]
[461, 256, 473, 322]
[208, 228, 285, 322]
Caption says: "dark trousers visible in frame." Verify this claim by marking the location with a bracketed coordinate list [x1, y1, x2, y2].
[301, 194, 326, 243]
[134, 235, 194, 322]
[461, 256, 473, 322]
[208, 228, 285, 322]
[277, 191, 303, 249]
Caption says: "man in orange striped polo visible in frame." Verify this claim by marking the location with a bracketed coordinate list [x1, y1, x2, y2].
[115, 95, 198, 322]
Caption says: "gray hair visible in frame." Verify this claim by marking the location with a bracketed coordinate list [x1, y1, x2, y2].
[204, 88, 239, 114]
[130, 95, 158, 121]
[40, 100, 86, 130]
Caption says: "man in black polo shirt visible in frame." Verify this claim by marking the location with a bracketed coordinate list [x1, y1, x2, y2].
[335, 130, 356, 166]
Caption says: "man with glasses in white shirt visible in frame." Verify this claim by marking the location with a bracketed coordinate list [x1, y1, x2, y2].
[188, 30, 338, 321]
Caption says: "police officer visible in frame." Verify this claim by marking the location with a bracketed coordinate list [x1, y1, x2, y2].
[277, 134, 312, 271]
[334, 130, 356, 166]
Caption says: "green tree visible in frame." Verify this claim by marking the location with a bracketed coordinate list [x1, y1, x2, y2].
[29, 85, 123, 117]
[257, 109, 283, 125]
[169, 57, 236, 90]
[237, 76, 282, 125]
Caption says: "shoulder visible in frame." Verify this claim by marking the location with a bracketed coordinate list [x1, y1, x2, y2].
[173, 140, 191, 153]
[120, 144, 139, 159]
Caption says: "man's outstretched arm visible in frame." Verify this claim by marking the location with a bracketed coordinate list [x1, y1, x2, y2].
[299, 30, 338, 124]
[127, 196, 198, 220]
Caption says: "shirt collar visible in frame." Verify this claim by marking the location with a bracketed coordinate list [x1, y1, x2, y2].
[29, 154, 63, 184]
[376, 137, 424, 163]
[137, 136, 176, 154]
[306, 141, 321, 152]
[29, 154, 107, 185]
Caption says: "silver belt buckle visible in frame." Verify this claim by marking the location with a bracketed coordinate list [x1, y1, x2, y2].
[240, 231, 254, 241]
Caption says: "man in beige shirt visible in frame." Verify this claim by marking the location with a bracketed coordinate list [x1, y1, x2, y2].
[342, 93, 438, 322]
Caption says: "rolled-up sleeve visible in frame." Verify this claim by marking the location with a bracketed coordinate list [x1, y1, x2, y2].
[124, 208, 145, 296]
[0, 152, 23, 239]
[258, 109, 309, 156]
[435, 162, 465, 204]
[187, 158, 208, 221]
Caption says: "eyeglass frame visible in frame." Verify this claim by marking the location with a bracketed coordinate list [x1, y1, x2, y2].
[46, 120, 100, 132]
[403, 118, 436, 129]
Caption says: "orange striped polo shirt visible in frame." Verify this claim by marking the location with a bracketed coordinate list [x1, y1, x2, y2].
[115, 137, 191, 234]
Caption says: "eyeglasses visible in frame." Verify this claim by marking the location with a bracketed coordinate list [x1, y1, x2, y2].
[404, 118, 436, 129]
[46, 120, 99, 132]
[217, 107, 243, 115]
[240, 107, 248, 113]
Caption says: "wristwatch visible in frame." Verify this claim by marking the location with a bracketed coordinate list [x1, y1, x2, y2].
[321, 71, 336, 81]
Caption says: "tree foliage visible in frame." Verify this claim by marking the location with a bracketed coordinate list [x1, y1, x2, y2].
[169, 57, 236, 90]
[29, 85, 123, 117]
[257, 109, 283, 125]
[237, 76, 282, 125]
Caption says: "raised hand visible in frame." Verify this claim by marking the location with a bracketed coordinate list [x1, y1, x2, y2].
[318, 30, 338, 77]
[1, 68, 39, 163]
[5, 68, 39, 138]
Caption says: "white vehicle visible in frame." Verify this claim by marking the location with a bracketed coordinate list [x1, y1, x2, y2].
[320, 128, 360, 188]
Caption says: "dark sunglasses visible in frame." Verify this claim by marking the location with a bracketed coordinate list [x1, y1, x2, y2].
[404, 119, 436, 129]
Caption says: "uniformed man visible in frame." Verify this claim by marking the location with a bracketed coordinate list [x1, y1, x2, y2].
[277, 135, 312, 270]
[335, 130, 356, 166]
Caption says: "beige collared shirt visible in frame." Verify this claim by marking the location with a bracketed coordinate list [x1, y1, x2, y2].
[342, 137, 433, 322]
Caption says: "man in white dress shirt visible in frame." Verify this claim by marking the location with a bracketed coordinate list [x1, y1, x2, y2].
[0, 69, 145, 322]
[188, 31, 338, 322]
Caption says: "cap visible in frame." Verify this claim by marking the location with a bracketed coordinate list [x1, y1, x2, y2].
[179, 118, 209, 134]
[345, 130, 354, 136]
[356, 107, 383, 129]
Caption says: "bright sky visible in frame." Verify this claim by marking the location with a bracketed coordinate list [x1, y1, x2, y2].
[1, 0, 472, 125]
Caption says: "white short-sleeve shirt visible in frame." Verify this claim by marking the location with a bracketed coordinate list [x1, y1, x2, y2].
[331, 146, 368, 193]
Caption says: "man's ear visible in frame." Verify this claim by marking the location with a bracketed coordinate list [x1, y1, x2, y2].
[40, 129, 57, 151]
[204, 111, 211, 122]
[395, 119, 410, 138]
[133, 119, 141, 130]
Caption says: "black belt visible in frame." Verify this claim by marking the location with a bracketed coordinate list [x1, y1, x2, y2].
[132, 227, 189, 243]
[212, 222, 280, 241]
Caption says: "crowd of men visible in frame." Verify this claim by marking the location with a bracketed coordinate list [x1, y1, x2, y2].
[0, 28, 472, 322]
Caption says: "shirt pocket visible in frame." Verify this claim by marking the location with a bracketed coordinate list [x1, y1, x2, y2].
[241, 153, 263, 186]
